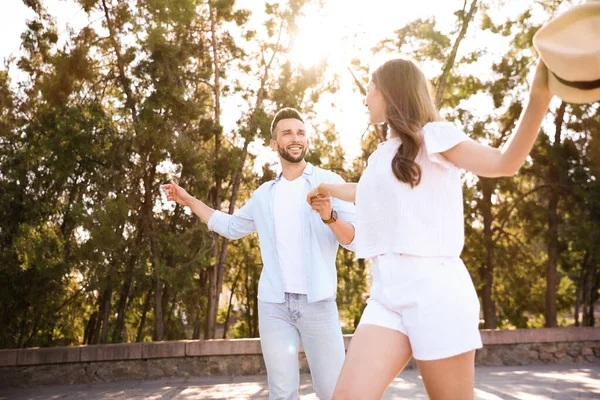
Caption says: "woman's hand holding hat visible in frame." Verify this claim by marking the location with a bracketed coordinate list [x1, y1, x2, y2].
[532, 2, 600, 104]
[529, 60, 553, 105]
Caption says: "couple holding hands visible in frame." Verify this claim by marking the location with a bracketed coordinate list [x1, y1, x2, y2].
[163, 3, 600, 394]
[161, 51, 556, 399]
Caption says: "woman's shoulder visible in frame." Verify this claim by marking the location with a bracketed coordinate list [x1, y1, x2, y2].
[368, 137, 400, 162]
[422, 120, 460, 134]
[422, 121, 469, 143]
[420, 121, 471, 168]
[381, 136, 401, 146]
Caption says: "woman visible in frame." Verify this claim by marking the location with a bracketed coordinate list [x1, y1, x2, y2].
[306, 58, 553, 399]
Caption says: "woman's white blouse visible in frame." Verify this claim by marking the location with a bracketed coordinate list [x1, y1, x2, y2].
[355, 121, 471, 259]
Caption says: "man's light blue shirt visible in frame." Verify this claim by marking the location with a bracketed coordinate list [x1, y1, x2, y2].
[207, 163, 356, 303]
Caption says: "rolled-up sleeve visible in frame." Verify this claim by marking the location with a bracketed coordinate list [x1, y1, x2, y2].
[207, 197, 256, 240]
[331, 175, 357, 252]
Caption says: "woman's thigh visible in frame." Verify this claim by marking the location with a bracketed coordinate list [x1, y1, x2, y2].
[416, 350, 476, 400]
[333, 324, 412, 400]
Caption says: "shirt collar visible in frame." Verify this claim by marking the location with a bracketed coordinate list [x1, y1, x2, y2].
[274, 162, 314, 182]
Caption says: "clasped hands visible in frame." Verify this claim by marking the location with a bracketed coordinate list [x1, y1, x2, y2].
[306, 184, 332, 220]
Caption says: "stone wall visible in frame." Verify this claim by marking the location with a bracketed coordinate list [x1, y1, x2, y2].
[0, 327, 598, 388]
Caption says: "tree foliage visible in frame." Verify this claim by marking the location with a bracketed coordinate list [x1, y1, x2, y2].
[1, 0, 598, 348]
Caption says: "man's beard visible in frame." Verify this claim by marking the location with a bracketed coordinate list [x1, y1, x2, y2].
[277, 144, 306, 163]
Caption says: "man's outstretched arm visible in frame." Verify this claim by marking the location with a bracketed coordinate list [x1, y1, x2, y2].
[161, 180, 215, 223]
[161, 180, 256, 240]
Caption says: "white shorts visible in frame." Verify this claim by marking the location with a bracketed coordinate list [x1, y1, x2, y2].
[358, 253, 483, 361]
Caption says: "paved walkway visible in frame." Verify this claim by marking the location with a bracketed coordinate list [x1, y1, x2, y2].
[1, 364, 599, 399]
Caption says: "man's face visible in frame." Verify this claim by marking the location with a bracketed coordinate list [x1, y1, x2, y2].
[270, 118, 308, 163]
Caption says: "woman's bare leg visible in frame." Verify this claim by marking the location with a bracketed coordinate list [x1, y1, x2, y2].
[416, 350, 476, 400]
[333, 325, 413, 400]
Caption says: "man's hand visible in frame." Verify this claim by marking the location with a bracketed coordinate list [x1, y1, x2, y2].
[161, 180, 191, 207]
[306, 183, 330, 204]
[309, 195, 333, 220]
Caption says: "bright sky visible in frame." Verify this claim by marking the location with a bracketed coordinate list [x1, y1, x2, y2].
[234, 0, 534, 168]
[1, 0, 567, 173]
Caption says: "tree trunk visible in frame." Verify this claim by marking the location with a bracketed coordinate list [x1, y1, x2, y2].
[192, 314, 202, 340]
[481, 177, 497, 328]
[545, 102, 566, 328]
[91, 295, 105, 345]
[205, 1, 224, 339]
[143, 164, 163, 341]
[84, 311, 98, 345]
[136, 288, 153, 342]
[99, 284, 112, 344]
[582, 261, 591, 326]
[102, 0, 149, 344]
[583, 261, 599, 327]
[153, 278, 164, 341]
[575, 251, 590, 327]
[112, 277, 130, 343]
[112, 224, 143, 343]
[589, 269, 599, 327]
[23, 315, 42, 348]
[193, 270, 208, 340]
[434, 0, 479, 106]
[207, 24, 285, 337]
[162, 283, 170, 326]
[16, 316, 27, 348]
[575, 273, 582, 328]
[223, 265, 242, 338]
[163, 287, 177, 340]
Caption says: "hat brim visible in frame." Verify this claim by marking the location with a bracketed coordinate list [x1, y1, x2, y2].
[548, 72, 600, 104]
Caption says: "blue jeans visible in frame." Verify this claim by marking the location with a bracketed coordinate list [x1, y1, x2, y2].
[258, 293, 345, 400]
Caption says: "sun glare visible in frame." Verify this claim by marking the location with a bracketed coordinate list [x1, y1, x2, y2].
[288, 1, 358, 69]
[289, 23, 337, 68]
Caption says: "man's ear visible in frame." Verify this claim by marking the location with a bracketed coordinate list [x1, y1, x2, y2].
[269, 138, 277, 151]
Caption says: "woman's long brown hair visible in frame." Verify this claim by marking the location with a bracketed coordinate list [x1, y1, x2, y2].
[371, 58, 440, 187]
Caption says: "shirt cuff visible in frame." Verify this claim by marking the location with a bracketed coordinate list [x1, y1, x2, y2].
[340, 222, 357, 252]
[207, 210, 225, 233]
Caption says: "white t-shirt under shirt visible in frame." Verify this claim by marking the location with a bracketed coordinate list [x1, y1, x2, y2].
[355, 121, 471, 259]
[273, 176, 309, 294]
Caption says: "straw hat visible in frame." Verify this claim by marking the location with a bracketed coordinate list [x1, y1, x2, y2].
[533, 1, 600, 104]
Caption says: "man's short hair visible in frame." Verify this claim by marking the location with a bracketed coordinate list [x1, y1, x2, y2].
[270, 108, 304, 139]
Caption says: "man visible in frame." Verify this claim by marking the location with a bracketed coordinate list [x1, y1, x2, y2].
[161, 108, 356, 400]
